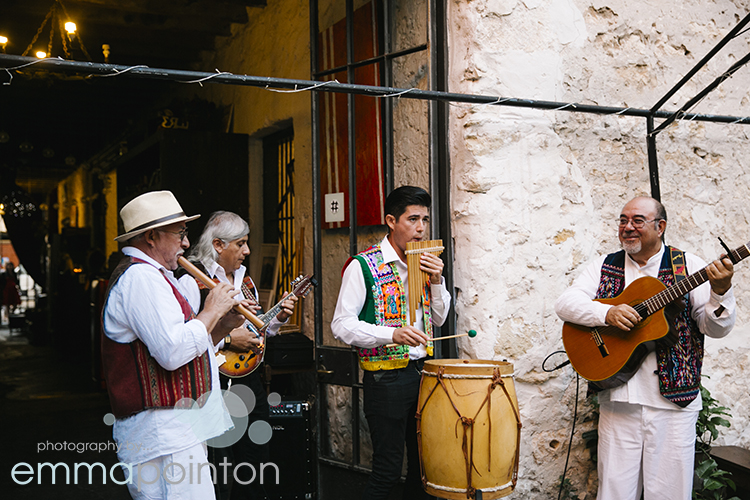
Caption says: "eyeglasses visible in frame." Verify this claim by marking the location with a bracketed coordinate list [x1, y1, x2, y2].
[159, 228, 189, 240]
[617, 217, 662, 229]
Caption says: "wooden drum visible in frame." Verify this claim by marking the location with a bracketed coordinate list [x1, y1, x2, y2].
[417, 359, 521, 499]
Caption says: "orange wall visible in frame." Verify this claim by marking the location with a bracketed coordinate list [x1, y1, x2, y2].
[0, 240, 19, 267]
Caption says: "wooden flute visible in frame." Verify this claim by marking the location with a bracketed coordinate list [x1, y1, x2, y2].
[177, 256, 265, 330]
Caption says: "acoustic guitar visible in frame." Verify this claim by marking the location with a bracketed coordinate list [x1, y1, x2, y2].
[562, 241, 748, 389]
[219, 274, 316, 378]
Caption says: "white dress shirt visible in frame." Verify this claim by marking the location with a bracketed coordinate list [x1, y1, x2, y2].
[331, 235, 452, 360]
[555, 244, 735, 411]
[103, 247, 232, 465]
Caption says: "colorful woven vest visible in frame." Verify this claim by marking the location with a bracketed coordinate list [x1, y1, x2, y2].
[101, 257, 213, 418]
[354, 244, 434, 371]
[595, 248, 703, 407]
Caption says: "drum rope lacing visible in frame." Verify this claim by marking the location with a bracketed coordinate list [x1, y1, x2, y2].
[416, 366, 523, 499]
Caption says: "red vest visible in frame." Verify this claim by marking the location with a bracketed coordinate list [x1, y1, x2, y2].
[101, 257, 212, 418]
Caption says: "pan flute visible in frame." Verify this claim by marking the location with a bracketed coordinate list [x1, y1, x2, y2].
[405, 239, 444, 326]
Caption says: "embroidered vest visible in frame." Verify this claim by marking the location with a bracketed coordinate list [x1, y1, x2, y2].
[595, 248, 704, 407]
[353, 245, 434, 371]
[101, 257, 213, 418]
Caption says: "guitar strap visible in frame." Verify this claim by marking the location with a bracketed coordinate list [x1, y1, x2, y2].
[669, 246, 688, 286]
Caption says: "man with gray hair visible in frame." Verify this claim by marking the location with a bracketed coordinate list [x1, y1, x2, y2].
[180, 210, 298, 500]
[555, 196, 736, 499]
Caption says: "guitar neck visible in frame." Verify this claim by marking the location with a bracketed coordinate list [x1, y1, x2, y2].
[640, 243, 749, 316]
[258, 301, 284, 327]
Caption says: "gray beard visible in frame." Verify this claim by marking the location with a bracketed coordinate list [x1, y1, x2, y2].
[622, 240, 642, 255]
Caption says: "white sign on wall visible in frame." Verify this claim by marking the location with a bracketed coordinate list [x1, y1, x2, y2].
[324, 192, 345, 223]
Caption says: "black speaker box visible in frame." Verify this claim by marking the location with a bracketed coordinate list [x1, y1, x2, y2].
[265, 333, 314, 367]
[266, 400, 315, 499]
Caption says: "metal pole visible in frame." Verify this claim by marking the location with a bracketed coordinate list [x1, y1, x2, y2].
[309, 1, 324, 498]
[650, 50, 750, 136]
[646, 116, 660, 201]
[651, 12, 750, 113]
[4, 55, 750, 126]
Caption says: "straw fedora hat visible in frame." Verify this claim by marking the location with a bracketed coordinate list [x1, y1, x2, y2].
[115, 191, 200, 242]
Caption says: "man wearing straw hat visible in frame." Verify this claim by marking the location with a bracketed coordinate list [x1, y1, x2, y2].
[332, 186, 451, 500]
[102, 190, 253, 500]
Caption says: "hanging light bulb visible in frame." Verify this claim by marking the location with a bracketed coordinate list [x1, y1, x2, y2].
[35, 51, 47, 59]
[0, 36, 7, 53]
[65, 22, 77, 42]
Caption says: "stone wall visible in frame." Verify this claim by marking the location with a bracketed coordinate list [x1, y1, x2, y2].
[188, 0, 316, 333]
[449, 0, 750, 497]
[182, 0, 750, 497]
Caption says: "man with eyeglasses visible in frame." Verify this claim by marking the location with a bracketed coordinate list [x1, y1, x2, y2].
[555, 196, 736, 500]
[102, 191, 255, 499]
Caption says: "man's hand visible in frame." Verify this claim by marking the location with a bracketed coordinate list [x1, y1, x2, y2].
[204, 282, 239, 316]
[275, 292, 299, 322]
[199, 283, 241, 344]
[420, 252, 444, 284]
[707, 256, 734, 296]
[392, 326, 429, 347]
[605, 304, 642, 331]
[225, 327, 263, 352]
[241, 297, 262, 317]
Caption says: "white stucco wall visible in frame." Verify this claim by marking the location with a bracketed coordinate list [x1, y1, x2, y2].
[449, 0, 750, 497]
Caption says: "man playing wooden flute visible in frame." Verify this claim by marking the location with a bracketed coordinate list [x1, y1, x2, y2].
[332, 185, 452, 500]
[102, 191, 254, 499]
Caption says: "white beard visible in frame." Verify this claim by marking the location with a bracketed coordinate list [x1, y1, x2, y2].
[621, 240, 642, 255]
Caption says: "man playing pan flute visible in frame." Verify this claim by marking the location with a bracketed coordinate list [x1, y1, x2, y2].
[555, 196, 736, 500]
[332, 185, 452, 500]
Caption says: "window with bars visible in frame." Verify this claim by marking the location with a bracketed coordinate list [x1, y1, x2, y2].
[262, 127, 299, 325]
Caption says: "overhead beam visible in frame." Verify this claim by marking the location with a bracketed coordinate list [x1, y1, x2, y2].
[3, 55, 750, 127]
[40, 0, 252, 23]
[650, 11, 750, 113]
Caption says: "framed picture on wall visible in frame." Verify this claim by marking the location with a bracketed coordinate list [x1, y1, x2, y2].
[257, 243, 280, 310]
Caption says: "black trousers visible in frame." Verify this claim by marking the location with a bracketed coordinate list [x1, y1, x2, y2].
[362, 359, 430, 500]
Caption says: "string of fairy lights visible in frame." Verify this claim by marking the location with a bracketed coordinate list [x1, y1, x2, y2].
[2, 54, 750, 134]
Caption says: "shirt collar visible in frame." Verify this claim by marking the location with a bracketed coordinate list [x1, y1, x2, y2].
[122, 246, 169, 274]
[379, 234, 401, 265]
[625, 243, 665, 270]
[203, 259, 246, 285]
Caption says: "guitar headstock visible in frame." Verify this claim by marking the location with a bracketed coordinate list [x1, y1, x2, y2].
[290, 274, 317, 298]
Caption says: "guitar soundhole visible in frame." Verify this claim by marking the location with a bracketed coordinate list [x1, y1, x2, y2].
[234, 363, 241, 369]
[239, 355, 245, 361]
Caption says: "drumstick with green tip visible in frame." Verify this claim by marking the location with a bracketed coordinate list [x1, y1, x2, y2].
[386, 329, 477, 348]
[435, 329, 478, 341]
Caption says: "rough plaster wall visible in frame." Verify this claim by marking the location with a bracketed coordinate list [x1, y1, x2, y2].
[187, 0, 316, 338]
[449, 0, 750, 498]
[392, 0, 431, 189]
[320, 0, 433, 464]
[187, 0, 434, 466]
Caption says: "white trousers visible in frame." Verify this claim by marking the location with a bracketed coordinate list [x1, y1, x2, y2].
[597, 401, 698, 500]
[124, 443, 216, 500]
